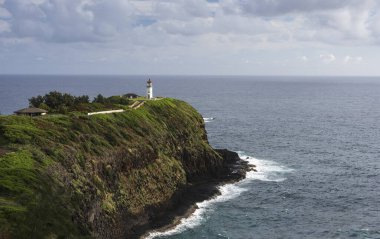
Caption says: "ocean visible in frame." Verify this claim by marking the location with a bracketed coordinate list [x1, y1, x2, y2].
[1, 75, 380, 239]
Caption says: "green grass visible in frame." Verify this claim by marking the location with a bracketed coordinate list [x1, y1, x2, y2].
[129, 97, 148, 101]
[0, 98, 223, 238]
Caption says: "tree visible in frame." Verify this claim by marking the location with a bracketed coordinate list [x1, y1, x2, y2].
[29, 95, 44, 107]
[62, 93, 75, 107]
[28, 91, 90, 113]
[75, 95, 90, 104]
[44, 91, 65, 109]
[93, 94, 105, 104]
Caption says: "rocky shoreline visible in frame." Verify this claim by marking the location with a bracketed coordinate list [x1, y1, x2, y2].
[133, 149, 252, 239]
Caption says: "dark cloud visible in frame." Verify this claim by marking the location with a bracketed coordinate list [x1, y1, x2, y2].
[0, 0, 378, 46]
[228, 0, 360, 16]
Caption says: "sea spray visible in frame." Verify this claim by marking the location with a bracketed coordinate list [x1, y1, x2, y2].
[203, 117, 215, 123]
[237, 152, 294, 182]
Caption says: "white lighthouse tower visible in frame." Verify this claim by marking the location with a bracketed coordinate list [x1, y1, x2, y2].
[146, 79, 153, 99]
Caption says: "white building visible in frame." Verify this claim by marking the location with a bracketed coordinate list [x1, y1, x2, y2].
[147, 79, 153, 99]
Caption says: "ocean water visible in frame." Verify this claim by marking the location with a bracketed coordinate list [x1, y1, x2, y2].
[1, 75, 380, 239]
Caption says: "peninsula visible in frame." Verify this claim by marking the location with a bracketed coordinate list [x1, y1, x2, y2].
[0, 91, 249, 238]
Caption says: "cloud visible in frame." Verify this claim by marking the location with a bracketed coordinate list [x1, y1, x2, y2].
[1, 0, 380, 47]
[344, 55, 363, 64]
[320, 53, 336, 63]
[1, 0, 380, 75]
[299, 56, 308, 62]
[1, 0, 137, 42]
[0, 19, 10, 33]
[223, 0, 360, 16]
[0, 5, 11, 18]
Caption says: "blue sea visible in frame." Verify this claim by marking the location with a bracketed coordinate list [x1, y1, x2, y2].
[1, 75, 380, 239]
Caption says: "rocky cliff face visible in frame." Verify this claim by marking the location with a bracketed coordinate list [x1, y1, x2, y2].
[0, 98, 245, 239]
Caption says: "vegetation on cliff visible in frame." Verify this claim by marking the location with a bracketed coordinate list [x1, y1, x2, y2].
[29, 91, 132, 114]
[0, 97, 226, 238]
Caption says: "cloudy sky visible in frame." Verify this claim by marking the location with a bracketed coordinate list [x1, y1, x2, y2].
[1, 0, 380, 75]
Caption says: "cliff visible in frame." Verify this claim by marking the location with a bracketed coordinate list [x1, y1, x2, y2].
[0, 98, 246, 239]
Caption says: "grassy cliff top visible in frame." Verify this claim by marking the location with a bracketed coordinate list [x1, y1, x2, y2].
[0, 98, 222, 238]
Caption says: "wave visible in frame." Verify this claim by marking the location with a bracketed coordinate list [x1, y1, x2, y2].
[237, 152, 293, 182]
[203, 117, 215, 123]
[145, 151, 293, 239]
[145, 183, 245, 239]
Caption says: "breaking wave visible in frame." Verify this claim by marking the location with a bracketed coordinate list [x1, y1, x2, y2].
[203, 117, 215, 123]
[145, 152, 293, 239]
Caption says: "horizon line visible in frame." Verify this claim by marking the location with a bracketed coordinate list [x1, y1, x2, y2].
[0, 74, 380, 78]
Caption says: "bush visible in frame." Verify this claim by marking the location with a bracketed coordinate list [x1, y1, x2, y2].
[29, 91, 90, 113]
[28, 92, 132, 114]
[93, 94, 130, 105]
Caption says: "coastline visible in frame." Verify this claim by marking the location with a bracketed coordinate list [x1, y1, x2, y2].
[0, 98, 247, 238]
[135, 149, 252, 239]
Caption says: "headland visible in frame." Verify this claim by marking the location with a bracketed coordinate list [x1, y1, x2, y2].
[0, 94, 250, 238]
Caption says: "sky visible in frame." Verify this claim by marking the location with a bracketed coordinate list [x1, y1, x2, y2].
[1, 0, 380, 75]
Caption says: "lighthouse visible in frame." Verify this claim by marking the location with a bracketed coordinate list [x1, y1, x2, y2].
[146, 79, 153, 99]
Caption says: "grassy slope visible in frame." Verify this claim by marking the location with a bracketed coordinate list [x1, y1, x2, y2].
[0, 98, 223, 238]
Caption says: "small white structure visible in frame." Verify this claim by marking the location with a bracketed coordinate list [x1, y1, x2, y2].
[147, 79, 153, 99]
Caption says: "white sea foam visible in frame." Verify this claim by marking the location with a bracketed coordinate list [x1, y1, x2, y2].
[145, 151, 293, 239]
[237, 152, 293, 183]
[203, 117, 215, 123]
[145, 183, 246, 239]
